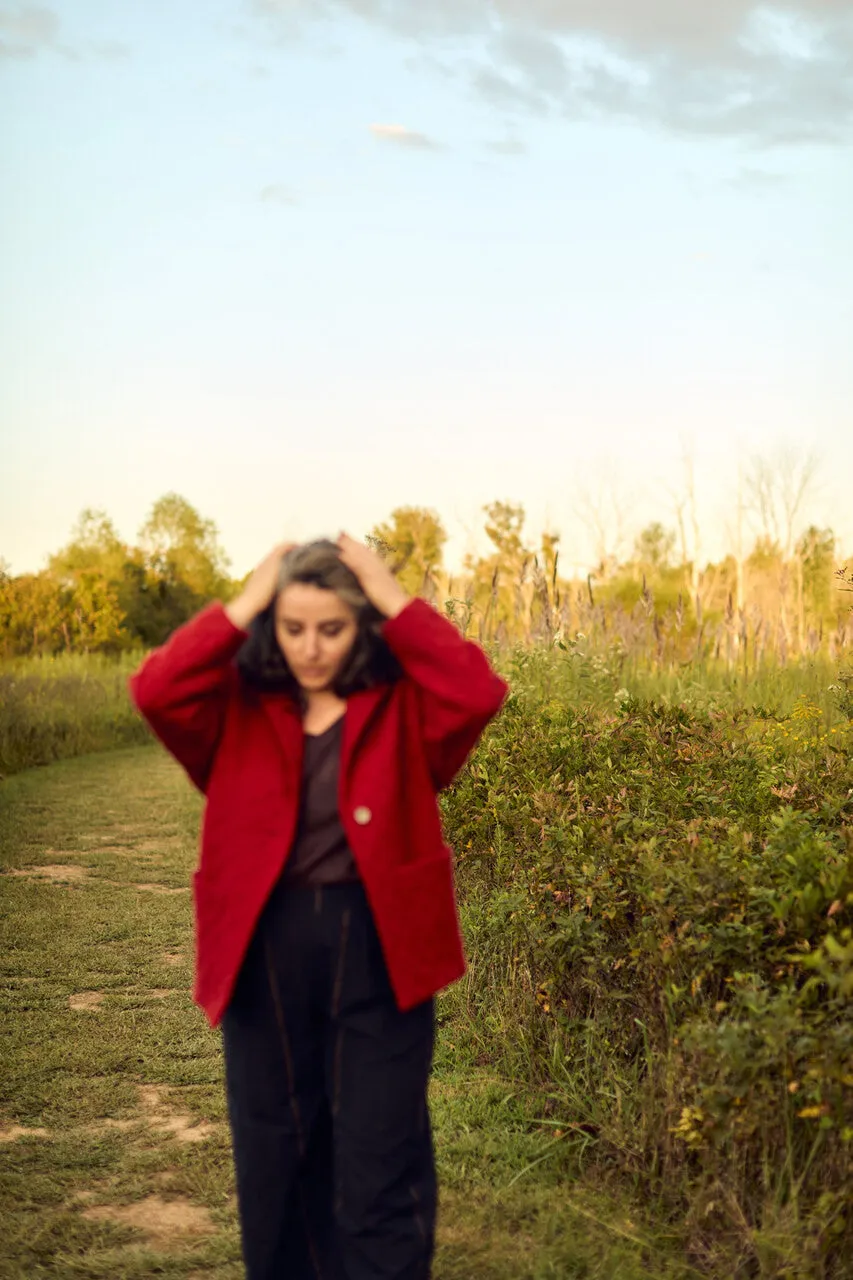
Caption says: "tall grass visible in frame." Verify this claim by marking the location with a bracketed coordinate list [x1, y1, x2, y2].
[0, 652, 149, 776]
[507, 638, 849, 725]
[1, 630, 849, 777]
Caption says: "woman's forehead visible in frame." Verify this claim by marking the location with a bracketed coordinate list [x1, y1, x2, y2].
[276, 582, 355, 621]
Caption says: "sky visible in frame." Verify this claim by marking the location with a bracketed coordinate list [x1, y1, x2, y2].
[1, 0, 851, 578]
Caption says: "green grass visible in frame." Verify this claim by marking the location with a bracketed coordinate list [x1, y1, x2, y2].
[1, 748, 696, 1279]
[505, 643, 850, 727]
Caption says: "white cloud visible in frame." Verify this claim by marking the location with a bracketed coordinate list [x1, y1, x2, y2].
[0, 3, 57, 57]
[252, 0, 853, 144]
[0, 6, 132, 62]
[369, 123, 440, 149]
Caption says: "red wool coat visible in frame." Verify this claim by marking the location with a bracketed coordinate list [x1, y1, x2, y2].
[129, 598, 508, 1026]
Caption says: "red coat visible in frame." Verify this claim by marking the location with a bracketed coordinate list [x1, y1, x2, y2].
[129, 598, 508, 1026]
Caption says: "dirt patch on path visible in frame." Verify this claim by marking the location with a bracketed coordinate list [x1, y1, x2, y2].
[69, 991, 105, 1011]
[8, 863, 87, 883]
[138, 1085, 217, 1144]
[0, 1124, 50, 1143]
[82, 1194, 214, 1246]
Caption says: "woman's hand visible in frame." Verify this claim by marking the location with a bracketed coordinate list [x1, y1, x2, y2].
[225, 543, 295, 631]
[337, 533, 410, 619]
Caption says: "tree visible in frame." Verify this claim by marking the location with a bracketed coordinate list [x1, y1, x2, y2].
[797, 526, 836, 618]
[464, 502, 533, 640]
[670, 439, 702, 599]
[138, 494, 231, 600]
[483, 501, 527, 566]
[744, 447, 818, 561]
[49, 509, 128, 585]
[574, 471, 633, 577]
[370, 507, 447, 598]
[65, 571, 126, 653]
[633, 522, 676, 572]
[0, 573, 67, 656]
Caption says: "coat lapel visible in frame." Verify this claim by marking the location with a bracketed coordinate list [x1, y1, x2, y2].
[258, 692, 303, 775]
[342, 684, 390, 775]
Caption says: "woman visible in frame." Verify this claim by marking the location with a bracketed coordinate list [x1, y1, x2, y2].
[129, 533, 508, 1279]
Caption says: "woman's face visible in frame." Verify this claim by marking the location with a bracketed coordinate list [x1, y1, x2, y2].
[275, 583, 359, 693]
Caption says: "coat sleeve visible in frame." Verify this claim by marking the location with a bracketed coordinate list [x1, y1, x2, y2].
[381, 598, 508, 791]
[128, 602, 248, 792]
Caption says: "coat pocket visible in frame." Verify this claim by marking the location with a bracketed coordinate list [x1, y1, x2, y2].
[366, 850, 466, 1010]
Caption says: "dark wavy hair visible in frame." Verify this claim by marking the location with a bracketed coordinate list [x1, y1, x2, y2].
[236, 539, 402, 697]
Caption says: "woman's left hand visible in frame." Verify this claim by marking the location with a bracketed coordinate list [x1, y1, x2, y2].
[337, 533, 410, 619]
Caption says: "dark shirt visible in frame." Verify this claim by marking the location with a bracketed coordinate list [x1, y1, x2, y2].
[281, 717, 359, 886]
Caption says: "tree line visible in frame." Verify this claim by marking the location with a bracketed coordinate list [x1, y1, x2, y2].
[0, 491, 847, 661]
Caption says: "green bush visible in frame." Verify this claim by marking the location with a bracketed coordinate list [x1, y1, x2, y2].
[444, 688, 853, 1277]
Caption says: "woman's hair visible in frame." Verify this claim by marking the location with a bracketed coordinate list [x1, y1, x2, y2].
[236, 539, 402, 697]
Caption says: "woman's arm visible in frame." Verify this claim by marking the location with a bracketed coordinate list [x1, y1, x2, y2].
[129, 604, 247, 791]
[130, 543, 292, 791]
[383, 598, 508, 788]
[336, 534, 508, 789]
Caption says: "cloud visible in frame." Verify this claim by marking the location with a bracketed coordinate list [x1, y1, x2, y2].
[369, 123, 440, 149]
[485, 136, 527, 155]
[0, 6, 132, 61]
[730, 166, 789, 192]
[0, 3, 57, 57]
[260, 184, 300, 205]
[252, 1, 853, 145]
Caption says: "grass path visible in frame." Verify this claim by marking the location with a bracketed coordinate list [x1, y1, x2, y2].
[1, 748, 693, 1279]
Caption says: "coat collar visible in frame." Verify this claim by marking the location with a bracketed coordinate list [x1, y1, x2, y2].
[258, 683, 391, 772]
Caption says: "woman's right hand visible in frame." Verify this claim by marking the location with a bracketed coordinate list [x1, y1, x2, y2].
[225, 543, 295, 631]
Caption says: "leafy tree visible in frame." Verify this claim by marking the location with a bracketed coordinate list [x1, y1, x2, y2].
[465, 502, 533, 640]
[46, 509, 133, 652]
[796, 526, 836, 617]
[138, 493, 231, 601]
[0, 573, 67, 655]
[65, 571, 126, 653]
[370, 506, 447, 597]
[483, 501, 527, 567]
[633, 522, 676, 571]
[49, 509, 128, 585]
[747, 535, 783, 574]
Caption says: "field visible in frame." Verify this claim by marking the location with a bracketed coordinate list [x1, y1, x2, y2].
[1, 644, 852, 1278]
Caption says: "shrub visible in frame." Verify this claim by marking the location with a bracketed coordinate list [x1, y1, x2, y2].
[444, 687, 853, 1276]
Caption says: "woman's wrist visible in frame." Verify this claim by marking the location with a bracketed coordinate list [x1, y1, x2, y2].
[372, 582, 410, 619]
[224, 594, 256, 632]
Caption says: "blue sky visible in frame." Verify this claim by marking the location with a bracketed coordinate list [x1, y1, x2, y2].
[2, 0, 851, 577]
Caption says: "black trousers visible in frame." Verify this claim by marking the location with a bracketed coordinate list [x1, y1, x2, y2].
[221, 881, 436, 1280]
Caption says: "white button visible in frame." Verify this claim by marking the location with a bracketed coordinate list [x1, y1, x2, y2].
[353, 806, 372, 826]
